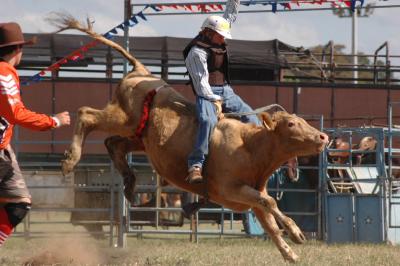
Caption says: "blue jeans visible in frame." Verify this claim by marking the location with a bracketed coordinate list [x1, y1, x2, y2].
[188, 84, 260, 169]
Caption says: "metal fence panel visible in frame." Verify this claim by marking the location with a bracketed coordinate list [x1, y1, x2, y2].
[326, 194, 353, 243]
[355, 195, 384, 243]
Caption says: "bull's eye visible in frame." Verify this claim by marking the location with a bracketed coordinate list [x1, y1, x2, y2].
[288, 122, 295, 128]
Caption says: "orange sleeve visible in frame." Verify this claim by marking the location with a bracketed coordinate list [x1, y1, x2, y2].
[0, 71, 56, 131]
[0, 99, 56, 131]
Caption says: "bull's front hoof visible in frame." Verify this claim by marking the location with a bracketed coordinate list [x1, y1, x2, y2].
[123, 178, 136, 204]
[288, 230, 306, 244]
[61, 159, 75, 176]
[283, 217, 306, 244]
[123, 186, 135, 205]
[284, 252, 299, 264]
[61, 150, 76, 176]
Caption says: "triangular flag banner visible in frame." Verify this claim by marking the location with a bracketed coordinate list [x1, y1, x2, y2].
[271, 3, 277, 13]
[185, 5, 193, 11]
[51, 63, 61, 70]
[137, 11, 147, 21]
[104, 32, 113, 39]
[130, 16, 138, 24]
[23, 5, 153, 86]
[129, 18, 138, 26]
[242, 0, 255, 7]
[87, 41, 98, 48]
[143, 1, 364, 14]
[197, 4, 209, 13]
[349, 0, 365, 11]
[149, 5, 162, 12]
[32, 74, 42, 82]
[208, 4, 217, 11]
[70, 52, 83, 61]
[25, 1, 367, 87]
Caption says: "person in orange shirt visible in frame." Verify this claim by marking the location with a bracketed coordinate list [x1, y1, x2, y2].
[0, 22, 70, 247]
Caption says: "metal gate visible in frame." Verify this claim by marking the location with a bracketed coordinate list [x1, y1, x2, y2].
[322, 118, 400, 244]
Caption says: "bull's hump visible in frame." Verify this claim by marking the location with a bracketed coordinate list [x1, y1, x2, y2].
[123, 75, 164, 89]
[211, 119, 257, 146]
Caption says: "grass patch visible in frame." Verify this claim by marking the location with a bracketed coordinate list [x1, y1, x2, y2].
[2, 236, 400, 265]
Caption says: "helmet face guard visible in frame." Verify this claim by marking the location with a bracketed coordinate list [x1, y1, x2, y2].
[201, 15, 232, 39]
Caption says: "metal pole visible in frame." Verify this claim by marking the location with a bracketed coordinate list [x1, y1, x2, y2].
[110, 162, 115, 247]
[352, 8, 358, 84]
[388, 102, 392, 181]
[123, 0, 131, 75]
[380, 128, 389, 243]
[118, 0, 131, 248]
[318, 115, 324, 240]
[50, 35, 56, 153]
[156, 174, 161, 229]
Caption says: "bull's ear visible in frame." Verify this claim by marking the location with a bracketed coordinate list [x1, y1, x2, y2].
[258, 112, 276, 131]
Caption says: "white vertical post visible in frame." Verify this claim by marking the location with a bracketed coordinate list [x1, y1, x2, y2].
[352, 8, 358, 84]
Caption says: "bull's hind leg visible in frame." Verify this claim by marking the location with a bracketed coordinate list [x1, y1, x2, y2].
[62, 104, 129, 175]
[252, 208, 299, 263]
[229, 184, 305, 243]
[104, 136, 144, 204]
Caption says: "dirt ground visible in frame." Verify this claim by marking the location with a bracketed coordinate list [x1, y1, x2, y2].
[2, 235, 400, 266]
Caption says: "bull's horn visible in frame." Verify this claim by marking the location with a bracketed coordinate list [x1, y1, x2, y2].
[263, 120, 271, 130]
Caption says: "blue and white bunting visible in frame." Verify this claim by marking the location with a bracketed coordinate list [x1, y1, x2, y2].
[137, 11, 147, 21]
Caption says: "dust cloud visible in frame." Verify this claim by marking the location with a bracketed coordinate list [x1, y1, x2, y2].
[22, 236, 108, 265]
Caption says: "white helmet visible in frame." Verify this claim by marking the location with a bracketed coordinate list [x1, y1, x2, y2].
[201, 15, 232, 39]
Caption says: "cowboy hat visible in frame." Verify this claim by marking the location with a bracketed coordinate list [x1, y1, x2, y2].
[0, 22, 36, 48]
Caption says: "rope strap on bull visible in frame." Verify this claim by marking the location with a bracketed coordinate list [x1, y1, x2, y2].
[135, 85, 166, 138]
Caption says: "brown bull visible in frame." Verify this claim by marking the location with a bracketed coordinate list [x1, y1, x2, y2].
[52, 15, 328, 262]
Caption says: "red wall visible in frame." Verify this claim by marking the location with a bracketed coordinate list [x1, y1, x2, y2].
[16, 80, 400, 154]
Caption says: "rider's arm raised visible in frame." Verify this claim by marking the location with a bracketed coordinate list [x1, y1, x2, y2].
[223, 0, 240, 25]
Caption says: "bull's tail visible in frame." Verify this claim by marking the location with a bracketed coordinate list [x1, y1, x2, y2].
[47, 12, 150, 76]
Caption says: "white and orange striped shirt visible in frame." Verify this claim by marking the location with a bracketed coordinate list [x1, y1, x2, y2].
[0, 61, 56, 149]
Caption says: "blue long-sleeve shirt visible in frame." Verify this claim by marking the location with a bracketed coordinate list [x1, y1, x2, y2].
[185, 0, 240, 101]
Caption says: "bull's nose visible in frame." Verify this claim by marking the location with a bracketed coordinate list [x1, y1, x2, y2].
[320, 133, 329, 144]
